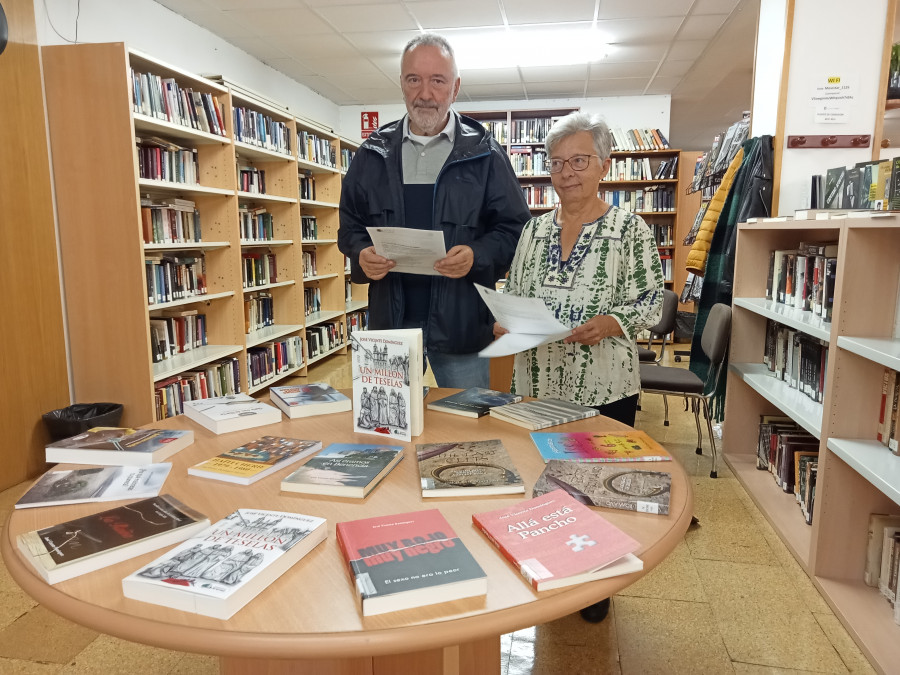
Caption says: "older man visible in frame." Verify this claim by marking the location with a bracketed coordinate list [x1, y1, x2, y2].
[338, 33, 530, 389]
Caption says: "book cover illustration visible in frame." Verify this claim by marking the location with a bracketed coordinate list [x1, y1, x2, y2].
[24, 495, 204, 567]
[531, 461, 671, 515]
[280, 443, 403, 497]
[416, 439, 524, 497]
[269, 383, 351, 418]
[472, 489, 642, 591]
[352, 333, 413, 441]
[188, 436, 321, 484]
[426, 388, 523, 418]
[336, 508, 486, 615]
[16, 464, 172, 509]
[530, 431, 672, 463]
[124, 509, 326, 618]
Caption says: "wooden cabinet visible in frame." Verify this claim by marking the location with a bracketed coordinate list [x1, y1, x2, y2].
[723, 214, 900, 673]
[41, 43, 359, 425]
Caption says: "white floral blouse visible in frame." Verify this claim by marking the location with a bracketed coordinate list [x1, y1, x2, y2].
[506, 205, 664, 406]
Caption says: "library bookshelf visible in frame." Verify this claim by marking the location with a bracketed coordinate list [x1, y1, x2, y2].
[41, 42, 363, 426]
[723, 213, 900, 673]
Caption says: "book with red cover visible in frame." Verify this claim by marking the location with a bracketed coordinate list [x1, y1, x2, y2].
[336, 509, 486, 616]
[472, 489, 643, 591]
[529, 430, 671, 463]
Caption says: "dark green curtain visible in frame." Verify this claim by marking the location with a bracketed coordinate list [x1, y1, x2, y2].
[689, 135, 774, 420]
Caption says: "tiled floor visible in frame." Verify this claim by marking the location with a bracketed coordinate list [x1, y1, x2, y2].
[0, 352, 877, 674]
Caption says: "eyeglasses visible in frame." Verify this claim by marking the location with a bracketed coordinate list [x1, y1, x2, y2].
[548, 154, 599, 173]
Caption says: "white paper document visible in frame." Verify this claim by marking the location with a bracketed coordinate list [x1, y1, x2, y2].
[367, 227, 447, 276]
[474, 283, 572, 357]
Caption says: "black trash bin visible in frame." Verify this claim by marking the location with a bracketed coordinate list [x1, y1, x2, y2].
[42, 403, 124, 442]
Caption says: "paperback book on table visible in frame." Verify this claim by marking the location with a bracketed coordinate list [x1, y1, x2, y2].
[530, 430, 672, 463]
[336, 508, 487, 616]
[45, 427, 193, 466]
[268, 383, 351, 419]
[415, 439, 525, 497]
[426, 387, 523, 419]
[280, 443, 403, 498]
[15, 464, 173, 509]
[188, 436, 322, 485]
[182, 393, 281, 435]
[532, 460, 672, 515]
[472, 489, 643, 591]
[351, 329, 423, 442]
[488, 398, 598, 431]
[123, 508, 327, 620]
[17, 495, 209, 584]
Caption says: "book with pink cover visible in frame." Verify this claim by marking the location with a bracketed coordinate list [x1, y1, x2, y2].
[530, 430, 671, 463]
[472, 489, 643, 591]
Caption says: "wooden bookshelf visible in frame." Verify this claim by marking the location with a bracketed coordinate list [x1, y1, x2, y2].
[41, 43, 361, 424]
[723, 213, 900, 673]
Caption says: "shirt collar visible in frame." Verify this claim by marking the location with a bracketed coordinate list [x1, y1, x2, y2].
[403, 111, 456, 146]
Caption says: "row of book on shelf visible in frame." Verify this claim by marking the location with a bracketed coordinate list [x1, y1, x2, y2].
[756, 416, 818, 525]
[141, 197, 201, 245]
[866, 511, 900, 626]
[600, 186, 675, 213]
[136, 137, 199, 185]
[20, 341, 676, 620]
[762, 319, 828, 404]
[812, 157, 900, 212]
[130, 67, 226, 137]
[765, 241, 838, 321]
[144, 254, 206, 305]
[606, 155, 678, 182]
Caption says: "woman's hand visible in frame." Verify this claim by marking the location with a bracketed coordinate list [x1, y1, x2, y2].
[564, 315, 623, 346]
[493, 322, 509, 339]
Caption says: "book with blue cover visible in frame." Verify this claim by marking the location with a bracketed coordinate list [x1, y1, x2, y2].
[426, 387, 522, 418]
[281, 443, 404, 498]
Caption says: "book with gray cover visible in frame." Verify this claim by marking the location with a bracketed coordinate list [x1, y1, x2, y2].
[532, 460, 671, 515]
[15, 464, 172, 508]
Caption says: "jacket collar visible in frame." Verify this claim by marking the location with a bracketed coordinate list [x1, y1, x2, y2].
[362, 110, 492, 162]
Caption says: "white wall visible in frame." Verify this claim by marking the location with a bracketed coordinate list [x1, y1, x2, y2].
[339, 96, 671, 144]
[774, 0, 888, 213]
[34, 0, 342, 130]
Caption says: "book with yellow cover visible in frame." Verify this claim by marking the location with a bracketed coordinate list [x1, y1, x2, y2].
[188, 436, 321, 485]
[529, 430, 671, 463]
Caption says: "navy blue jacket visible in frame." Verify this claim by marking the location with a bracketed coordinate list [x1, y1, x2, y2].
[338, 112, 530, 354]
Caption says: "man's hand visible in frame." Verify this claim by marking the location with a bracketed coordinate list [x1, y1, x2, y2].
[434, 245, 474, 278]
[359, 246, 395, 280]
[564, 315, 624, 346]
[493, 322, 509, 339]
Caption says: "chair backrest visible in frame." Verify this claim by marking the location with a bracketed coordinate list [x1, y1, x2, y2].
[648, 289, 678, 337]
[700, 303, 732, 365]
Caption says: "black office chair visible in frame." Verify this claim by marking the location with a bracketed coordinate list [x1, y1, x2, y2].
[639, 303, 732, 478]
[636, 289, 678, 417]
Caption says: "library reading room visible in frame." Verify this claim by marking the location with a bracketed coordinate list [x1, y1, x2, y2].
[4, 0, 900, 673]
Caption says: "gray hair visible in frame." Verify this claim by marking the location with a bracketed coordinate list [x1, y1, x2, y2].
[402, 33, 459, 79]
[545, 112, 612, 161]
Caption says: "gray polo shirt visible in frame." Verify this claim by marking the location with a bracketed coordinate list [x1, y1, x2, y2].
[401, 113, 455, 184]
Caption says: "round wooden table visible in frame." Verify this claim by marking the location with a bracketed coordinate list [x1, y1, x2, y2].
[2, 390, 693, 675]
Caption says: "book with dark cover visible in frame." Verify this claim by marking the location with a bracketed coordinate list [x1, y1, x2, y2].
[123, 508, 326, 619]
[472, 489, 643, 591]
[823, 166, 845, 209]
[336, 508, 486, 616]
[530, 430, 671, 463]
[188, 436, 321, 485]
[15, 464, 172, 508]
[822, 258, 838, 322]
[488, 398, 598, 431]
[45, 427, 193, 466]
[269, 383, 351, 419]
[532, 460, 671, 515]
[280, 443, 403, 498]
[182, 393, 281, 435]
[416, 439, 524, 497]
[17, 495, 209, 584]
[426, 387, 522, 418]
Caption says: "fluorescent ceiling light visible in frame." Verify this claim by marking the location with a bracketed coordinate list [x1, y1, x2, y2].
[452, 27, 610, 70]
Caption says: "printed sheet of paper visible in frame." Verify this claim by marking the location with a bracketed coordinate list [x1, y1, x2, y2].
[367, 227, 447, 276]
[474, 283, 571, 357]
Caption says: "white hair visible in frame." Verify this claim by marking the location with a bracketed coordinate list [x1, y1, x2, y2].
[545, 112, 612, 160]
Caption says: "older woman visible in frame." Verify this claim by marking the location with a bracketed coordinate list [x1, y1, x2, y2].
[495, 112, 664, 624]
[495, 111, 664, 428]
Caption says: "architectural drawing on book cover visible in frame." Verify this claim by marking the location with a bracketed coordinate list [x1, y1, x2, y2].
[352, 334, 410, 439]
[133, 510, 317, 591]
